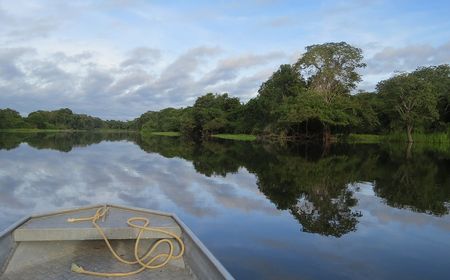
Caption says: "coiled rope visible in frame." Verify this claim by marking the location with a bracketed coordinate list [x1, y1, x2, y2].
[67, 206, 185, 277]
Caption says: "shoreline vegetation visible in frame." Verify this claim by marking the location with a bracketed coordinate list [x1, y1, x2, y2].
[211, 134, 257, 141]
[341, 133, 450, 145]
[2, 129, 448, 148]
[1, 42, 449, 145]
[141, 131, 180, 137]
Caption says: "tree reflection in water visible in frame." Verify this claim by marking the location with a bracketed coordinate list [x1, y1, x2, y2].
[1, 132, 449, 237]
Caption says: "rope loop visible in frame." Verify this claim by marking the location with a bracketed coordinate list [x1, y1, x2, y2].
[67, 206, 185, 277]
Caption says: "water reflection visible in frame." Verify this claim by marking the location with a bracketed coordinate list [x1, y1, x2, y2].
[138, 136, 450, 235]
[1, 132, 449, 235]
[0, 132, 277, 228]
[1, 132, 450, 279]
[372, 146, 450, 216]
[0, 131, 138, 152]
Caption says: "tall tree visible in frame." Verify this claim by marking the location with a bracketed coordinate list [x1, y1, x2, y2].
[293, 42, 366, 141]
[413, 64, 450, 127]
[295, 42, 366, 103]
[244, 64, 306, 134]
[278, 91, 360, 136]
[377, 73, 438, 142]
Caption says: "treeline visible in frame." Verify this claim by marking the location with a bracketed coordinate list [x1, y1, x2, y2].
[136, 42, 450, 142]
[0, 108, 132, 130]
[2, 42, 449, 142]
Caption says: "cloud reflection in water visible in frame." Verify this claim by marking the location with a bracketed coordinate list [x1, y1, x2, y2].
[1, 133, 449, 279]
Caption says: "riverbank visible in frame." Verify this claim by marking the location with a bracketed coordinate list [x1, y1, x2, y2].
[211, 134, 256, 141]
[140, 131, 257, 141]
[343, 132, 450, 144]
[141, 131, 181, 137]
[5, 128, 448, 146]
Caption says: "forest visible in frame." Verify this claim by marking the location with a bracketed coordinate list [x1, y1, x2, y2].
[0, 108, 132, 130]
[135, 42, 450, 143]
[1, 42, 449, 143]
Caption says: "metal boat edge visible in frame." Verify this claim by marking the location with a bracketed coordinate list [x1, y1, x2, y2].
[0, 203, 234, 280]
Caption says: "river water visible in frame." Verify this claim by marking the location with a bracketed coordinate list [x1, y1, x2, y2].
[0, 132, 449, 279]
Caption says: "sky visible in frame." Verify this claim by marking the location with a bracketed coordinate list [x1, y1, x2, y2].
[0, 0, 449, 120]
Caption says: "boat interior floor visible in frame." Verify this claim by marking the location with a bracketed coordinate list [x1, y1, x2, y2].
[0, 240, 197, 280]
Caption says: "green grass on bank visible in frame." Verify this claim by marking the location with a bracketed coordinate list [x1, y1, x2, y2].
[343, 132, 450, 145]
[140, 131, 255, 141]
[212, 134, 256, 141]
[142, 131, 181, 137]
[94, 129, 137, 133]
[344, 134, 383, 144]
[383, 132, 450, 143]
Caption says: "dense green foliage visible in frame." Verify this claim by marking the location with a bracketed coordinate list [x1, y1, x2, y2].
[377, 73, 438, 142]
[0, 109, 29, 129]
[182, 93, 242, 138]
[2, 42, 449, 143]
[134, 108, 187, 132]
[0, 108, 132, 130]
[136, 93, 244, 139]
[134, 42, 449, 143]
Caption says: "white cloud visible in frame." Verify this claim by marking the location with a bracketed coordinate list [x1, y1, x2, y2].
[120, 47, 161, 68]
[360, 41, 450, 91]
[0, 0, 448, 117]
[0, 46, 285, 119]
[367, 42, 450, 74]
[0, 141, 276, 227]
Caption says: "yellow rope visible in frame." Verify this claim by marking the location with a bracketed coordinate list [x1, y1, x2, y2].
[67, 206, 185, 277]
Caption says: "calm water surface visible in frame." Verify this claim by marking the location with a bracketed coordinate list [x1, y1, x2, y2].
[0, 132, 449, 279]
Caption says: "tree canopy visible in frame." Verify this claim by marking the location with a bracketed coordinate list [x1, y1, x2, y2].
[377, 72, 439, 142]
[295, 42, 366, 102]
[2, 42, 449, 143]
[0, 108, 132, 130]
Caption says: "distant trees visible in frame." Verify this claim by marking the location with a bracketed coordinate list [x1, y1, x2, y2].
[138, 94, 243, 138]
[25, 108, 107, 130]
[179, 93, 242, 138]
[2, 41, 449, 143]
[140, 108, 186, 133]
[0, 108, 131, 130]
[0, 109, 28, 129]
[104, 120, 133, 130]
